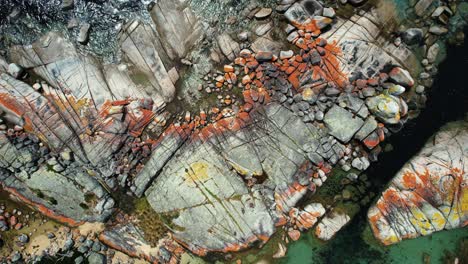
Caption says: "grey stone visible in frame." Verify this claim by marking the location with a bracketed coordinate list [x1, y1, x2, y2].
[287, 31, 299, 42]
[280, 50, 294, 59]
[322, 7, 335, 18]
[401, 28, 423, 45]
[63, 237, 74, 251]
[355, 117, 378, 141]
[307, 152, 324, 165]
[74, 256, 84, 264]
[324, 105, 364, 143]
[429, 26, 448, 35]
[77, 245, 89, 253]
[7, 63, 23, 79]
[427, 43, 440, 63]
[315, 110, 324, 121]
[87, 252, 106, 264]
[414, 0, 434, 17]
[415, 85, 425, 94]
[314, 16, 333, 30]
[238, 31, 250, 41]
[255, 8, 273, 19]
[389, 67, 414, 87]
[18, 234, 29, 243]
[362, 87, 376, 97]
[77, 23, 91, 44]
[217, 33, 240, 61]
[351, 157, 370, 171]
[325, 87, 340, 96]
[284, 1, 323, 25]
[348, 0, 367, 4]
[62, 0, 74, 10]
[11, 253, 22, 262]
[256, 22, 273, 36]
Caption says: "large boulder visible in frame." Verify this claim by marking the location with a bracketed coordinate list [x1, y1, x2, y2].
[144, 102, 324, 254]
[368, 120, 468, 245]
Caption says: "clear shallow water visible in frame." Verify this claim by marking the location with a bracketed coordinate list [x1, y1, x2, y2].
[282, 217, 468, 264]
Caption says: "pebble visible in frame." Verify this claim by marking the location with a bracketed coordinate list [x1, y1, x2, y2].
[255, 8, 273, 19]
[362, 87, 376, 97]
[315, 111, 324, 121]
[401, 28, 423, 45]
[11, 252, 22, 262]
[18, 234, 29, 244]
[32, 83, 42, 91]
[347, 173, 359, 181]
[255, 51, 273, 62]
[238, 31, 250, 41]
[8, 63, 24, 79]
[419, 72, 430, 79]
[255, 22, 273, 36]
[429, 26, 448, 35]
[427, 43, 440, 63]
[62, 0, 74, 10]
[280, 50, 294, 60]
[63, 238, 75, 251]
[75, 256, 84, 264]
[78, 244, 89, 253]
[393, 37, 401, 47]
[322, 7, 335, 18]
[415, 85, 425, 94]
[342, 164, 351, 172]
[351, 157, 370, 171]
[78, 23, 91, 44]
[388, 84, 406, 95]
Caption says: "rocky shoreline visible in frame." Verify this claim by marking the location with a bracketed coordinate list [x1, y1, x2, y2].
[0, 0, 466, 263]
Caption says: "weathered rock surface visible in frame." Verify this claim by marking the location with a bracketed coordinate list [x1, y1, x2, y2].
[0, 0, 444, 261]
[149, 0, 202, 59]
[322, 10, 417, 80]
[144, 102, 324, 254]
[315, 211, 351, 240]
[99, 223, 180, 263]
[368, 120, 468, 245]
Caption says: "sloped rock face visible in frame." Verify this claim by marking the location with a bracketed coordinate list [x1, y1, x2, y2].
[144, 102, 324, 254]
[368, 120, 468, 245]
[149, 0, 202, 59]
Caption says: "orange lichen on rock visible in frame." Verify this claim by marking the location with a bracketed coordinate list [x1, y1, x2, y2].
[320, 41, 348, 88]
[1, 185, 83, 227]
[174, 234, 268, 257]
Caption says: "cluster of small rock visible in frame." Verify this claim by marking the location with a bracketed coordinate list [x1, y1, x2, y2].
[0, 206, 29, 233]
[397, 0, 462, 108]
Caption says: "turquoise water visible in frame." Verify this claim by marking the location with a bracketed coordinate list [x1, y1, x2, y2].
[282, 216, 468, 264]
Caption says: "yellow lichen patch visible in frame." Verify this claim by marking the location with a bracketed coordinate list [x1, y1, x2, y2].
[430, 211, 447, 230]
[185, 162, 210, 183]
[409, 209, 433, 235]
[448, 209, 461, 223]
[383, 232, 400, 245]
[460, 185, 468, 214]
